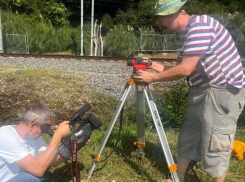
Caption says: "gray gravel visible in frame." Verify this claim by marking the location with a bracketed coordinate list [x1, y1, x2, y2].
[0, 57, 139, 98]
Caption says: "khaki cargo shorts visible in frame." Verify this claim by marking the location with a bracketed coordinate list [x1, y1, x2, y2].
[178, 84, 245, 178]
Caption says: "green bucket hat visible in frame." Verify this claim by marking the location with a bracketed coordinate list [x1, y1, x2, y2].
[154, 0, 188, 16]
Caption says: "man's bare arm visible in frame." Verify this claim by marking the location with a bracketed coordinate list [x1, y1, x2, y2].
[134, 55, 201, 83]
[15, 121, 70, 177]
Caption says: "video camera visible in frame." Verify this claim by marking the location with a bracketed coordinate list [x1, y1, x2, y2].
[41, 103, 102, 160]
[127, 57, 152, 75]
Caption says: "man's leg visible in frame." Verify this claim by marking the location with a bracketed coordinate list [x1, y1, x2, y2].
[201, 86, 245, 180]
[213, 172, 226, 182]
[8, 172, 42, 182]
[177, 157, 191, 182]
[174, 87, 203, 182]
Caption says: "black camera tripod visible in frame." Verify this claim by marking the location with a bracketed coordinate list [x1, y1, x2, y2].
[83, 78, 180, 182]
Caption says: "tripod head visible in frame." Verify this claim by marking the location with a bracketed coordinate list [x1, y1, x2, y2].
[127, 57, 152, 75]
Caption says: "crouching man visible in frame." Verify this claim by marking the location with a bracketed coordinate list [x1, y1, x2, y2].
[0, 103, 71, 182]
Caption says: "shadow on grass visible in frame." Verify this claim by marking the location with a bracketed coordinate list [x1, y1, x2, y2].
[114, 130, 202, 182]
[43, 162, 85, 182]
[122, 157, 163, 182]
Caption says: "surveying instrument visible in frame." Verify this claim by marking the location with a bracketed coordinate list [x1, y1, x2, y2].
[84, 58, 180, 182]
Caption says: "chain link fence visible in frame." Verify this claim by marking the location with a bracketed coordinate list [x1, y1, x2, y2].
[139, 33, 182, 53]
[4, 34, 28, 54]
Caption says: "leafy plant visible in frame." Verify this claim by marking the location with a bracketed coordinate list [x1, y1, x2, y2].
[1, 10, 92, 55]
[144, 79, 188, 129]
[70, 23, 92, 55]
[237, 107, 245, 129]
[2, 10, 27, 34]
[101, 14, 114, 36]
[2, 0, 70, 26]
[29, 23, 73, 53]
[114, 0, 155, 31]
[104, 24, 139, 57]
[158, 79, 187, 128]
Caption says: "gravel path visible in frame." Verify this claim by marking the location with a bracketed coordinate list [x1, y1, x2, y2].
[0, 57, 145, 98]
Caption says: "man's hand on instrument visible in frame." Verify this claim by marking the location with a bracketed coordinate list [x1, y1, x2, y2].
[54, 121, 71, 139]
[133, 70, 155, 84]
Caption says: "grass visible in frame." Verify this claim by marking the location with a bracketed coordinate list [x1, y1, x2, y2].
[1, 65, 245, 182]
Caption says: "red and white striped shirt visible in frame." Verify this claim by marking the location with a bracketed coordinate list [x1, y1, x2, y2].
[178, 15, 245, 89]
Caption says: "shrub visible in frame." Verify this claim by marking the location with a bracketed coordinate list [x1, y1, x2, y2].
[145, 79, 188, 129]
[101, 14, 114, 36]
[160, 79, 188, 128]
[104, 24, 139, 57]
[237, 108, 245, 129]
[69, 23, 92, 55]
[1, 10, 92, 55]
[29, 23, 73, 53]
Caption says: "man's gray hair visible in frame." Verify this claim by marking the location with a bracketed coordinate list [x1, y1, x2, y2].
[22, 103, 55, 125]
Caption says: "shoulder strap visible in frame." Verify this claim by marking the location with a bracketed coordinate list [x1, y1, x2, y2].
[196, 60, 209, 83]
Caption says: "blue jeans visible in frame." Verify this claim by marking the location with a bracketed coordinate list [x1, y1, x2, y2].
[8, 172, 52, 182]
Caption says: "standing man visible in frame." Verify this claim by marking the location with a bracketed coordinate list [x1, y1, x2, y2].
[0, 103, 71, 182]
[134, 0, 245, 182]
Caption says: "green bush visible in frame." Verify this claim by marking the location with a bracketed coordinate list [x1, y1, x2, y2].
[101, 14, 114, 36]
[237, 108, 245, 129]
[1, 10, 92, 55]
[29, 23, 73, 53]
[145, 79, 188, 129]
[2, 0, 70, 27]
[2, 10, 71, 53]
[160, 79, 187, 128]
[70, 23, 92, 55]
[104, 24, 139, 57]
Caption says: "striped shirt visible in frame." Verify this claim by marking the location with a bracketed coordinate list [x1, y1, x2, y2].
[177, 15, 245, 89]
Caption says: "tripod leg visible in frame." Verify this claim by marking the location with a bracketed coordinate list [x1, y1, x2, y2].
[143, 85, 180, 182]
[86, 83, 132, 182]
[135, 85, 145, 161]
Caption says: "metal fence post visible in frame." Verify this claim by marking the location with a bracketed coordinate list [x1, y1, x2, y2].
[139, 32, 143, 54]
[26, 28, 29, 54]
[0, 7, 3, 53]
[90, 0, 94, 56]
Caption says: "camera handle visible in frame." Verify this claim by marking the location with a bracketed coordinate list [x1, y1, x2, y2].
[84, 78, 180, 182]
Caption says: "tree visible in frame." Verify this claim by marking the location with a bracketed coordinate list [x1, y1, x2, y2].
[101, 14, 113, 36]
[114, 0, 155, 31]
[2, 0, 69, 26]
[41, 1, 70, 26]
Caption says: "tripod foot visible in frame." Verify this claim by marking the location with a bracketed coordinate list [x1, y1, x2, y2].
[130, 151, 144, 163]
